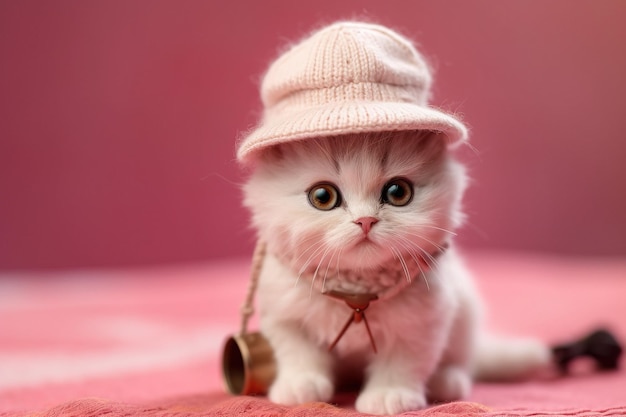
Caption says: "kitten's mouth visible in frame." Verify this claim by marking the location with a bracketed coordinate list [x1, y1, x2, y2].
[352, 236, 379, 250]
[354, 235, 377, 247]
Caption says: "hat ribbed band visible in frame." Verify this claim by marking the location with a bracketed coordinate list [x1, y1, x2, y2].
[237, 100, 467, 162]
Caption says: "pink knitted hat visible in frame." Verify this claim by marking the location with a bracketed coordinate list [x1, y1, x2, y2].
[237, 21, 468, 164]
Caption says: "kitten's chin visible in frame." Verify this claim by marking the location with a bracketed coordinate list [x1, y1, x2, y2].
[341, 238, 394, 270]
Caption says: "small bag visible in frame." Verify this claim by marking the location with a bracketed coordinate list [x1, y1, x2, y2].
[222, 242, 276, 395]
[222, 331, 275, 395]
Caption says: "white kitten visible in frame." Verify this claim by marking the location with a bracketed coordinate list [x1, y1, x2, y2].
[242, 131, 549, 415]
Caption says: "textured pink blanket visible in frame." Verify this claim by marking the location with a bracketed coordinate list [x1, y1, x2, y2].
[1, 252, 625, 416]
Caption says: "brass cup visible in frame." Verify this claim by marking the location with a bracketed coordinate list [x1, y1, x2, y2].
[222, 332, 276, 395]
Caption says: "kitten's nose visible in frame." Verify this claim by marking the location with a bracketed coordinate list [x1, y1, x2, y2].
[354, 217, 379, 235]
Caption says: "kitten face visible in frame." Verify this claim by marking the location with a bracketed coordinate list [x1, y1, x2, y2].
[243, 131, 467, 280]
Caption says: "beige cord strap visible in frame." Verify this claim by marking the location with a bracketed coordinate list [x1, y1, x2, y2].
[239, 241, 266, 335]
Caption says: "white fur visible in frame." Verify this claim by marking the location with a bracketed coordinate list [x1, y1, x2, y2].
[242, 132, 549, 415]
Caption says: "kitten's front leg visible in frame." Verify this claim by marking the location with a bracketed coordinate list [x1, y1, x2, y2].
[355, 343, 435, 415]
[265, 322, 334, 405]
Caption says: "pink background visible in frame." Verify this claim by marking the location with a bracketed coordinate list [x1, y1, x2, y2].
[1, 0, 626, 270]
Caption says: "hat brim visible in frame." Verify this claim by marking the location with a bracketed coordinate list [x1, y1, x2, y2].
[236, 101, 468, 164]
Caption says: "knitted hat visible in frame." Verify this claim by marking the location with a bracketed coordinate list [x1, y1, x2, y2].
[236, 21, 468, 164]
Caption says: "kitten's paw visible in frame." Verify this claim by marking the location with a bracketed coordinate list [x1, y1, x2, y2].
[427, 365, 472, 402]
[268, 372, 333, 405]
[355, 386, 427, 415]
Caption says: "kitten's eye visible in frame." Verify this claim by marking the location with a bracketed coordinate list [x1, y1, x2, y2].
[382, 178, 413, 207]
[308, 183, 342, 211]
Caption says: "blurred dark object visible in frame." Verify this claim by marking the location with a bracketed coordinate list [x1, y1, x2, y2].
[552, 329, 623, 373]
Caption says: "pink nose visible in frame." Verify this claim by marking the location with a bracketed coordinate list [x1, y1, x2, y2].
[354, 217, 379, 234]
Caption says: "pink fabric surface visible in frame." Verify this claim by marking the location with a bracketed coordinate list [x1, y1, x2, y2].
[1, 251, 625, 416]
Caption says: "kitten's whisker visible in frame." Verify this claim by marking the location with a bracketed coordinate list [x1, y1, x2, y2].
[396, 237, 425, 268]
[322, 247, 339, 293]
[294, 243, 323, 283]
[395, 233, 438, 266]
[403, 238, 433, 291]
[403, 231, 446, 252]
[391, 246, 411, 284]
[388, 246, 399, 268]
[409, 243, 443, 286]
[412, 244, 440, 273]
[296, 242, 327, 287]
[463, 140, 481, 157]
[298, 241, 326, 275]
[310, 245, 332, 298]
[334, 247, 343, 286]
[401, 232, 446, 271]
[396, 236, 430, 291]
[418, 224, 457, 236]
[395, 234, 441, 290]
[417, 243, 441, 271]
[292, 242, 323, 276]
[395, 237, 420, 267]
[399, 251, 412, 284]
[292, 235, 324, 265]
